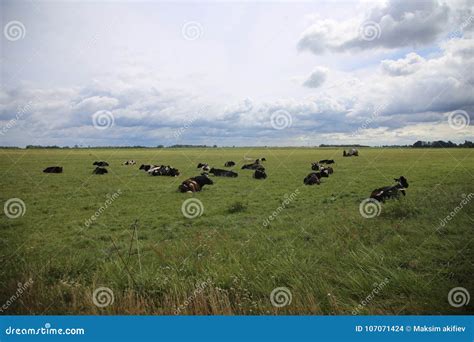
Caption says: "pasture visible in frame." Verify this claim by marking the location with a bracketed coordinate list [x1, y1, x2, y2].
[0, 147, 473, 315]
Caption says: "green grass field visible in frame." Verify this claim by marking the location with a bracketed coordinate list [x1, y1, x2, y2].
[0, 147, 473, 315]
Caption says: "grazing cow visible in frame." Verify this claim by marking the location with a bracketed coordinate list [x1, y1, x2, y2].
[93, 161, 109, 167]
[370, 176, 409, 202]
[43, 166, 63, 173]
[210, 168, 238, 177]
[93, 167, 108, 174]
[253, 168, 267, 179]
[179, 174, 214, 193]
[343, 149, 359, 157]
[319, 159, 335, 164]
[224, 161, 236, 167]
[304, 172, 321, 185]
[241, 159, 262, 170]
[123, 160, 136, 165]
[311, 162, 321, 171]
[148, 165, 180, 177]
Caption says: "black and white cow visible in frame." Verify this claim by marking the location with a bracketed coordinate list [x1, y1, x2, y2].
[148, 165, 180, 177]
[139, 164, 156, 171]
[343, 149, 359, 157]
[43, 166, 63, 173]
[253, 168, 267, 179]
[123, 160, 136, 165]
[179, 174, 214, 193]
[311, 162, 321, 171]
[321, 166, 334, 175]
[93, 167, 108, 174]
[370, 176, 409, 202]
[224, 161, 236, 167]
[93, 161, 109, 167]
[210, 168, 238, 177]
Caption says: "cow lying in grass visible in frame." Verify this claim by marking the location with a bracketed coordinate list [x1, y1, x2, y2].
[242, 160, 262, 170]
[343, 149, 358, 157]
[321, 166, 334, 175]
[148, 165, 180, 177]
[197, 163, 210, 172]
[123, 160, 136, 165]
[304, 172, 321, 185]
[370, 176, 409, 202]
[311, 162, 321, 171]
[253, 168, 267, 179]
[139, 164, 156, 171]
[224, 161, 236, 167]
[319, 159, 335, 164]
[93, 167, 108, 174]
[43, 166, 63, 173]
[179, 174, 214, 193]
[93, 161, 109, 167]
[210, 168, 238, 177]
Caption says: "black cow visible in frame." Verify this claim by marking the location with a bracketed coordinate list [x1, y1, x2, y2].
[123, 160, 136, 165]
[43, 166, 63, 173]
[253, 168, 267, 179]
[179, 174, 214, 193]
[224, 161, 236, 167]
[210, 168, 238, 177]
[261, 158, 266, 161]
[93, 161, 109, 167]
[93, 167, 108, 174]
[304, 172, 321, 185]
[321, 166, 334, 175]
[370, 176, 409, 202]
[311, 162, 321, 171]
[319, 159, 335, 164]
[242, 159, 262, 170]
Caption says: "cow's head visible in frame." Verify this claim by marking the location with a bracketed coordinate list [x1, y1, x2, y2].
[395, 176, 409, 188]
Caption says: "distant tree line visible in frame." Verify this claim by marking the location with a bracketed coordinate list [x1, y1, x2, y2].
[413, 140, 473, 148]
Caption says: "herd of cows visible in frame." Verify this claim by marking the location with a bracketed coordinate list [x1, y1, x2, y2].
[41, 149, 409, 202]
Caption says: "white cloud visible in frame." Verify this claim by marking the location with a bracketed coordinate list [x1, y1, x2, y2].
[303, 67, 329, 88]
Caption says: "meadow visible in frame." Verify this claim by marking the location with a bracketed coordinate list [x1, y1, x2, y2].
[0, 147, 473, 315]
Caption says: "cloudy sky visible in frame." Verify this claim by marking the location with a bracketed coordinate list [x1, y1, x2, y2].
[1, 0, 473, 147]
